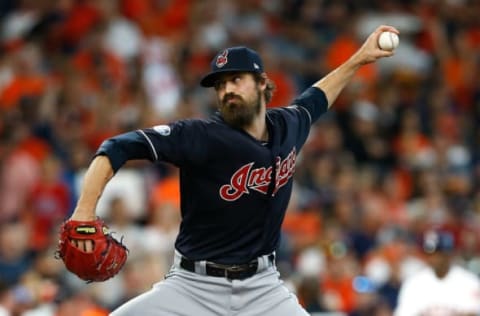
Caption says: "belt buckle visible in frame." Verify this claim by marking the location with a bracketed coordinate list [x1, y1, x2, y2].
[225, 265, 243, 279]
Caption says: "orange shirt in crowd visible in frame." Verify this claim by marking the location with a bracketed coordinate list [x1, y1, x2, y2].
[321, 274, 356, 313]
[267, 70, 296, 108]
[442, 56, 474, 110]
[392, 132, 431, 159]
[72, 50, 127, 91]
[0, 75, 47, 109]
[121, 0, 152, 22]
[282, 211, 321, 249]
[61, 2, 102, 48]
[81, 309, 109, 316]
[15, 136, 52, 162]
[136, 0, 191, 39]
[151, 174, 181, 210]
[325, 35, 378, 85]
[86, 129, 119, 153]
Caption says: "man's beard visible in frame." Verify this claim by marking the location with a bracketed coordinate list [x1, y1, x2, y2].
[219, 89, 262, 129]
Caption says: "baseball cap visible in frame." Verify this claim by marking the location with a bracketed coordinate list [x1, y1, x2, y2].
[422, 230, 455, 253]
[200, 46, 264, 87]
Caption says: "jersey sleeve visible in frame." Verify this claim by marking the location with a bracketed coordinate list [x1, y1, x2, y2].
[95, 119, 208, 172]
[139, 120, 209, 167]
[274, 87, 328, 150]
[291, 86, 328, 125]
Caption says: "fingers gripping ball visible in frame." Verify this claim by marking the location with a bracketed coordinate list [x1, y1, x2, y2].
[56, 218, 128, 282]
[378, 31, 399, 51]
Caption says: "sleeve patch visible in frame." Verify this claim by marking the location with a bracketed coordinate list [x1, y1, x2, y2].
[153, 125, 171, 136]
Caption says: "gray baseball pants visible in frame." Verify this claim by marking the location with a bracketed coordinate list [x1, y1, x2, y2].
[110, 251, 309, 316]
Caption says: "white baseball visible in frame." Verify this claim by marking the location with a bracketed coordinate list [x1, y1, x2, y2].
[378, 31, 399, 51]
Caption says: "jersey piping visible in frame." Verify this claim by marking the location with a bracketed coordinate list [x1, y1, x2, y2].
[137, 129, 158, 161]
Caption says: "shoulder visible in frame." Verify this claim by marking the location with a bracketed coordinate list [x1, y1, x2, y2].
[172, 117, 219, 127]
[157, 116, 226, 133]
[450, 266, 480, 284]
[267, 106, 305, 121]
[402, 267, 435, 288]
[269, 103, 314, 126]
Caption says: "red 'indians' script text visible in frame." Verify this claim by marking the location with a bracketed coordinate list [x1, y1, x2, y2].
[219, 148, 296, 201]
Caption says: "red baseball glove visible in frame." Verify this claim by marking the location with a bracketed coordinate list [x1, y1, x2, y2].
[56, 218, 128, 282]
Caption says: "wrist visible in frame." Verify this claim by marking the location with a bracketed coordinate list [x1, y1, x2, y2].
[71, 208, 96, 221]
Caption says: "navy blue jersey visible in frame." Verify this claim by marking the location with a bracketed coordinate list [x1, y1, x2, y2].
[96, 87, 328, 264]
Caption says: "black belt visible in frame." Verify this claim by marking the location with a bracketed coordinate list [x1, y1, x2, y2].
[180, 254, 274, 280]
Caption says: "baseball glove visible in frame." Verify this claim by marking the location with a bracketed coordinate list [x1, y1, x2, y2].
[56, 218, 128, 282]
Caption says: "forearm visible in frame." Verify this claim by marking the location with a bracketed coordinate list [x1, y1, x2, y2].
[71, 130, 159, 220]
[72, 155, 114, 220]
[312, 56, 361, 108]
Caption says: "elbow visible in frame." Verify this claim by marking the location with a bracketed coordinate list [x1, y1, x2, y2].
[95, 138, 128, 173]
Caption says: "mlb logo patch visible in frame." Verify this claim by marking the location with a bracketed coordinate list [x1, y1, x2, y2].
[154, 125, 171, 136]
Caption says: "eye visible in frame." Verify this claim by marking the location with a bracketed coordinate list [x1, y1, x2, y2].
[233, 76, 242, 83]
[214, 80, 225, 91]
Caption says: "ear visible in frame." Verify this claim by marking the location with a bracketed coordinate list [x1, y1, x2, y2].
[258, 73, 268, 91]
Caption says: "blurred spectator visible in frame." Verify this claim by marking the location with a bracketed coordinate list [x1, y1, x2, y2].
[149, 169, 180, 210]
[188, 1, 229, 52]
[134, 0, 190, 39]
[325, 21, 379, 88]
[106, 196, 146, 258]
[71, 21, 127, 93]
[224, 0, 270, 44]
[26, 154, 70, 251]
[0, 280, 15, 316]
[113, 253, 167, 309]
[143, 197, 181, 268]
[0, 136, 42, 221]
[141, 37, 181, 120]
[0, 43, 47, 111]
[321, 252, 358, 313]
[75, 168, 147, 220]
[1, 0, 39, 49]
[349, 275, 392, 316]
[392, 108, 433, 169]
[282, 184, 322, 252]
[55, 292, 109, 316]
[16, 270, 59, 316]
[394, 229, 480, 315]
[297, 275, 328, 313]
[58, 0, 102, 53]
[0, 221, 34, 286]
[257, 43, 297, 108]
[99, 0, 143, 62]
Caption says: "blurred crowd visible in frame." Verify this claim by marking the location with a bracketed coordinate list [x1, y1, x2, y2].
[1, 0, 480, 315]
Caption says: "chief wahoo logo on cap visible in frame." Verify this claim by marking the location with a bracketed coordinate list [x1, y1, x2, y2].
[216, 50, 228, 68]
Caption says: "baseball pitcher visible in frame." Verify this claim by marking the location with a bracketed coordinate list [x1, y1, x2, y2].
[57, 25, 398, 315]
